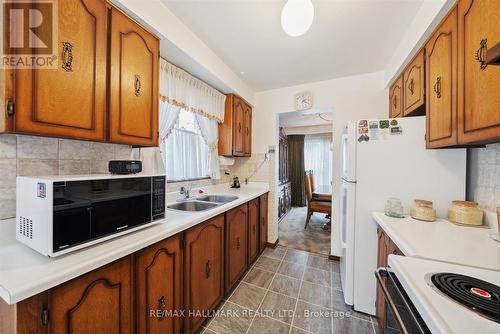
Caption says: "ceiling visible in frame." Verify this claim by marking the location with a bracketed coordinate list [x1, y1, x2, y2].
[279, 109, 332, 128]
[162, 0, 424, 91]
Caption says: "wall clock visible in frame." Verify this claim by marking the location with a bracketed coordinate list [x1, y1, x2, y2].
[294, 91, 313, 111]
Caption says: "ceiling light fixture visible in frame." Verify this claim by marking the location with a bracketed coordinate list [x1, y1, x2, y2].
[281, 0, 314, 37]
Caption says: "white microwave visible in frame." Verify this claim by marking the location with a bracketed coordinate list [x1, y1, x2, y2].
[16, 174, 165, 257]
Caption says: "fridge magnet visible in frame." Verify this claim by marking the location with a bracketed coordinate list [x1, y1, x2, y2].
[358, 134, 370, 142]
[358, 120, 368, 128]
[390, 119, 398, 126]
[369, 121, 378, 129]
[379, 120, 390, 129]
[358, 127, 368, 134]
[390, 126, 403, 135]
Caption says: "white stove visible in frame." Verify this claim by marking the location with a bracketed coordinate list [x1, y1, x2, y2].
[384, 255, 500, 334]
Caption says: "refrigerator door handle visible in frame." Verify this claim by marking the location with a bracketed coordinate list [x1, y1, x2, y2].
[340, 183, 348, 249]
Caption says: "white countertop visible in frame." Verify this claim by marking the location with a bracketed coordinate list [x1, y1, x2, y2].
[0, 182, 269, 305]
[372, 212, 500, 271]
[389, 255, 500, 334]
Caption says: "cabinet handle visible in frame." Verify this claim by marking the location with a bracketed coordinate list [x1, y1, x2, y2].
[433, 76, 441, 98]
[134, 75, 141, 96]
[252, 224, 256, 234]
[408, 78, 414, 95]
[392, 95, 397, 109]
[236, 237, 241, 249]
[246, 127, 249, 136]
[205, 260, 211, 279]
[475, 38, 488, 70]
[158, 295, 166, 319]
[238, 123, 242, 133]
[61, 42, 73, 72]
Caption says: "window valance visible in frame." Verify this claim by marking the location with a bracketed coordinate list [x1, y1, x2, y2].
[159, 58, 226, 123]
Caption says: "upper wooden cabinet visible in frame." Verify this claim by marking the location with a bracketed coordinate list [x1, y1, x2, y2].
[219, 94, 252, 157]
[403, 50, 425, 116]
[109, 7, 159, 146]
[184, 215, 225, 334]
[426, 8, 458, 148]
[225, 204, 248, 291]
[135, 235, 183, 334]
[457, 0, 500, 145]
[10, 0, 108, 141]
[2, 0, 159, 147]
[49, 256, 134, 333]
[389, 76, 403, 118]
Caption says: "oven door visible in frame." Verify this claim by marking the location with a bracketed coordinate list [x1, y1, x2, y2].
[375, 268, 431, 334]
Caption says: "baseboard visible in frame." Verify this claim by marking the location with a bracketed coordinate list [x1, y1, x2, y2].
[266, 238, 279, 249]
[329, 255, 340, 261]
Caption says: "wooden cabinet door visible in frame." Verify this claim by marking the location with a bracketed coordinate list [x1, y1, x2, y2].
[136, 235, 183, 334]
[389, 76, 403, 118]
[225, 204, 248, 291]
[243, 105, 252, 155]
[49, 256, 133, 334]
[248, 198, 259, 263]
[403, 50, 425, 116]
[109, 7, 159, 146]
[259, 193, 269, 253]
[426, 8, 458, 148]
[13, 0, 107, 141]
[184, 215, 225, 334]
[232, 97, 245, 156]
[457, 0, 500, 144]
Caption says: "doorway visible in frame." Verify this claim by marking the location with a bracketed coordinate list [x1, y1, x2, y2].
[276, 109, 333, 255]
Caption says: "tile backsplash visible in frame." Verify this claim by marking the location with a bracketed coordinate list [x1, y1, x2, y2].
[468, 143, 500, 212]
[0, 134, 132, 219]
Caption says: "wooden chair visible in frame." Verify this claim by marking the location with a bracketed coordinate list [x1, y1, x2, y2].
[304, 172, 331, 229]
[309, 171, 331, 202]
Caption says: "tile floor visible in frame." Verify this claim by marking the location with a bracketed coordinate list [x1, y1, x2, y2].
[200, 246, 378, 334]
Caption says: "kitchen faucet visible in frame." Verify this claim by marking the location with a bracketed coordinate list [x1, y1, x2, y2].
[179, 186, 191, 200]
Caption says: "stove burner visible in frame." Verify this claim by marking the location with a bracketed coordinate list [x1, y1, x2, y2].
[430, 273, 500, 323]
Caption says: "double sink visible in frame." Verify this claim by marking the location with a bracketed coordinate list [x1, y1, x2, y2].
[167, 194, 239, 212]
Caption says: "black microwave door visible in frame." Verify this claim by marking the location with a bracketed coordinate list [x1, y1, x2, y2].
[91, 194, 151, 239]
[53, 207, 91, 252]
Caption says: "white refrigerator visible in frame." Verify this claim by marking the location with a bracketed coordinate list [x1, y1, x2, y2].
[339, 116, 466, 315]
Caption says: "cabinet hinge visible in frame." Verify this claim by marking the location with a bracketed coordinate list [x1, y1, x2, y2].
[5, 100, 15, 117]
[40, 307, 49, 326]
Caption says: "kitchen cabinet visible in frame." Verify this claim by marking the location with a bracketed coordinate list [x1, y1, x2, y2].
[109, 7, 159, 146]
[389, 76, 403, 118]
[278, 127, 289, 184]
[278, 182, 292, 221]
[184, 215, 225, 334]
[219, 94, 252, 157]
[50, 256, 134, 333]
[225, 204, 248, 291]
[259, 193, 269, 253]
[403, 50, 425, 116]
[426, 8, 458, 148]
[2, 0, 159, 147]
[135, 235, 183, 334]
[376, 228, 404, 333]
[6, 0, 108, 141]
[248, 198, 260, 263]
[457, 0, 500, 145]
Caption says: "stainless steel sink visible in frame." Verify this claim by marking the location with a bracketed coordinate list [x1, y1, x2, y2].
[197, 194, 239, 204]
[167, 200, 218, 212]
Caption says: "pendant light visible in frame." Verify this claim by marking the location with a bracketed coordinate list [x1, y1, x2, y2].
[281, 0, 314, 37]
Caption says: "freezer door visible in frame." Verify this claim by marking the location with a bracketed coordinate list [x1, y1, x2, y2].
[341, 122, 356, 181]
[339, 179, 356, 305]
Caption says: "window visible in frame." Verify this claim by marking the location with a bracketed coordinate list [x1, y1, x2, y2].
[304, 133, 333, 186]
[162, 108, 211, 181]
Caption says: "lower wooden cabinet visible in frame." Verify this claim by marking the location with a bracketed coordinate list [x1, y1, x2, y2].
[259, 193, 269, 253]
[49, 256, 134, 334]
[225, 204, 248, 292]
[135, 235, 183, 334]
[184, 215, 225, 334]
[0, 194, 270, 334]
[376, 227, 404, 333]
[248, 198, 260, 263]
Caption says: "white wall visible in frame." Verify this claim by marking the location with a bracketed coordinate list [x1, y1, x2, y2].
[113, 0, 254, 104]
[254, 71, 388, 255]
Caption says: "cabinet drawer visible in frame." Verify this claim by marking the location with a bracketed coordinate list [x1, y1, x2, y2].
[403, 50, 425, 116]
